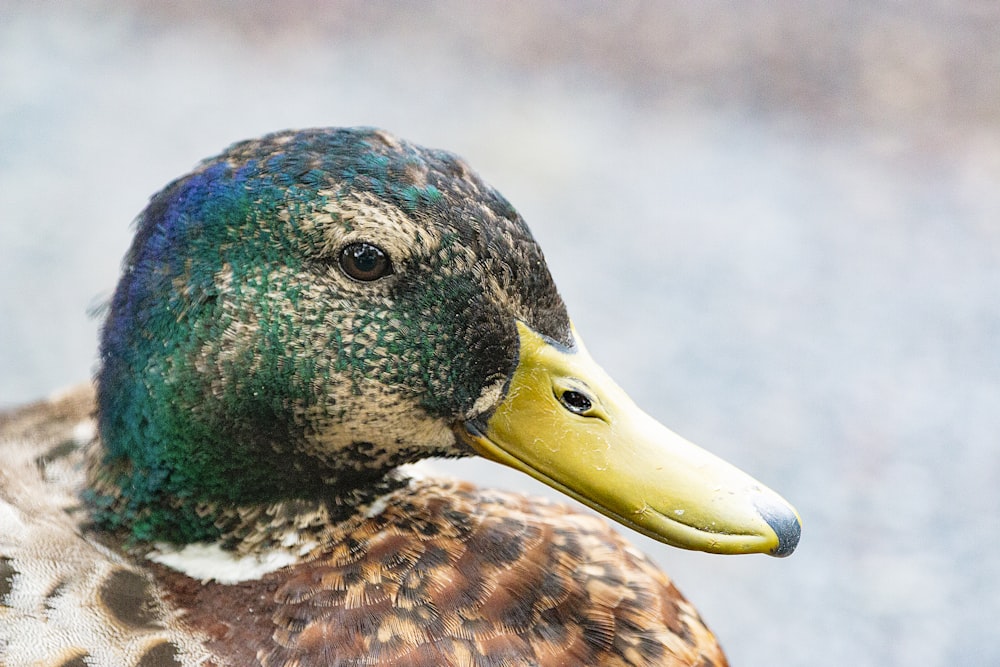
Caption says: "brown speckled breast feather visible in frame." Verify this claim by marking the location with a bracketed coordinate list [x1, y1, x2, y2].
[152, 481, 726, 667]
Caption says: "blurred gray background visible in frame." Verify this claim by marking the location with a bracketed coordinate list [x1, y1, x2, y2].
[2, 2, 998, 665]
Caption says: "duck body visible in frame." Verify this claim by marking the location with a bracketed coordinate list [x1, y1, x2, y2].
[1, 128, 798, 666]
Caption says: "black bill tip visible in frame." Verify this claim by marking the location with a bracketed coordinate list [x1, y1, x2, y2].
[757, 500, 802, 557]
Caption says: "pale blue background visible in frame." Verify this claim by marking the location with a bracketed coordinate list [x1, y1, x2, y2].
[2, 2, 998, 664]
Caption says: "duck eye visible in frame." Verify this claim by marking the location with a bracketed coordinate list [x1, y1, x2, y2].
[339, 242, 393, 281]
[559, 389, 593, 415]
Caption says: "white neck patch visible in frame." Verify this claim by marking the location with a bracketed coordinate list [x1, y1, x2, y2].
[147, 542, 303, 584]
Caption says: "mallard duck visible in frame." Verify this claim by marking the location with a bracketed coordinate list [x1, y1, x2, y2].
[0, 127, 800, 667]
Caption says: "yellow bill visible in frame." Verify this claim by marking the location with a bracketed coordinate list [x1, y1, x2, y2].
[460, 321, 801, 556]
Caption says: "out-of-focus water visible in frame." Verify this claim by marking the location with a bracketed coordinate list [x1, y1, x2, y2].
[2, 3, 998, 664]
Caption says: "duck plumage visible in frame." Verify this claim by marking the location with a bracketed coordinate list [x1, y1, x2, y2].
[0, 127, 799, 666]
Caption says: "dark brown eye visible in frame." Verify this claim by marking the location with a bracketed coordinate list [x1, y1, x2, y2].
[339, 242, 392, 281]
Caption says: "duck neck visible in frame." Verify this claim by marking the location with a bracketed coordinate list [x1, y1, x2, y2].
[84, 432, 413, 550]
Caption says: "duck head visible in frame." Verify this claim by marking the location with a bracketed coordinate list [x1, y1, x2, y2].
[95, 127, 799, 556]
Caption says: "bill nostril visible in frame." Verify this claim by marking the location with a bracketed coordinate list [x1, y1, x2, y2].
[559, 389, 593, 415]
